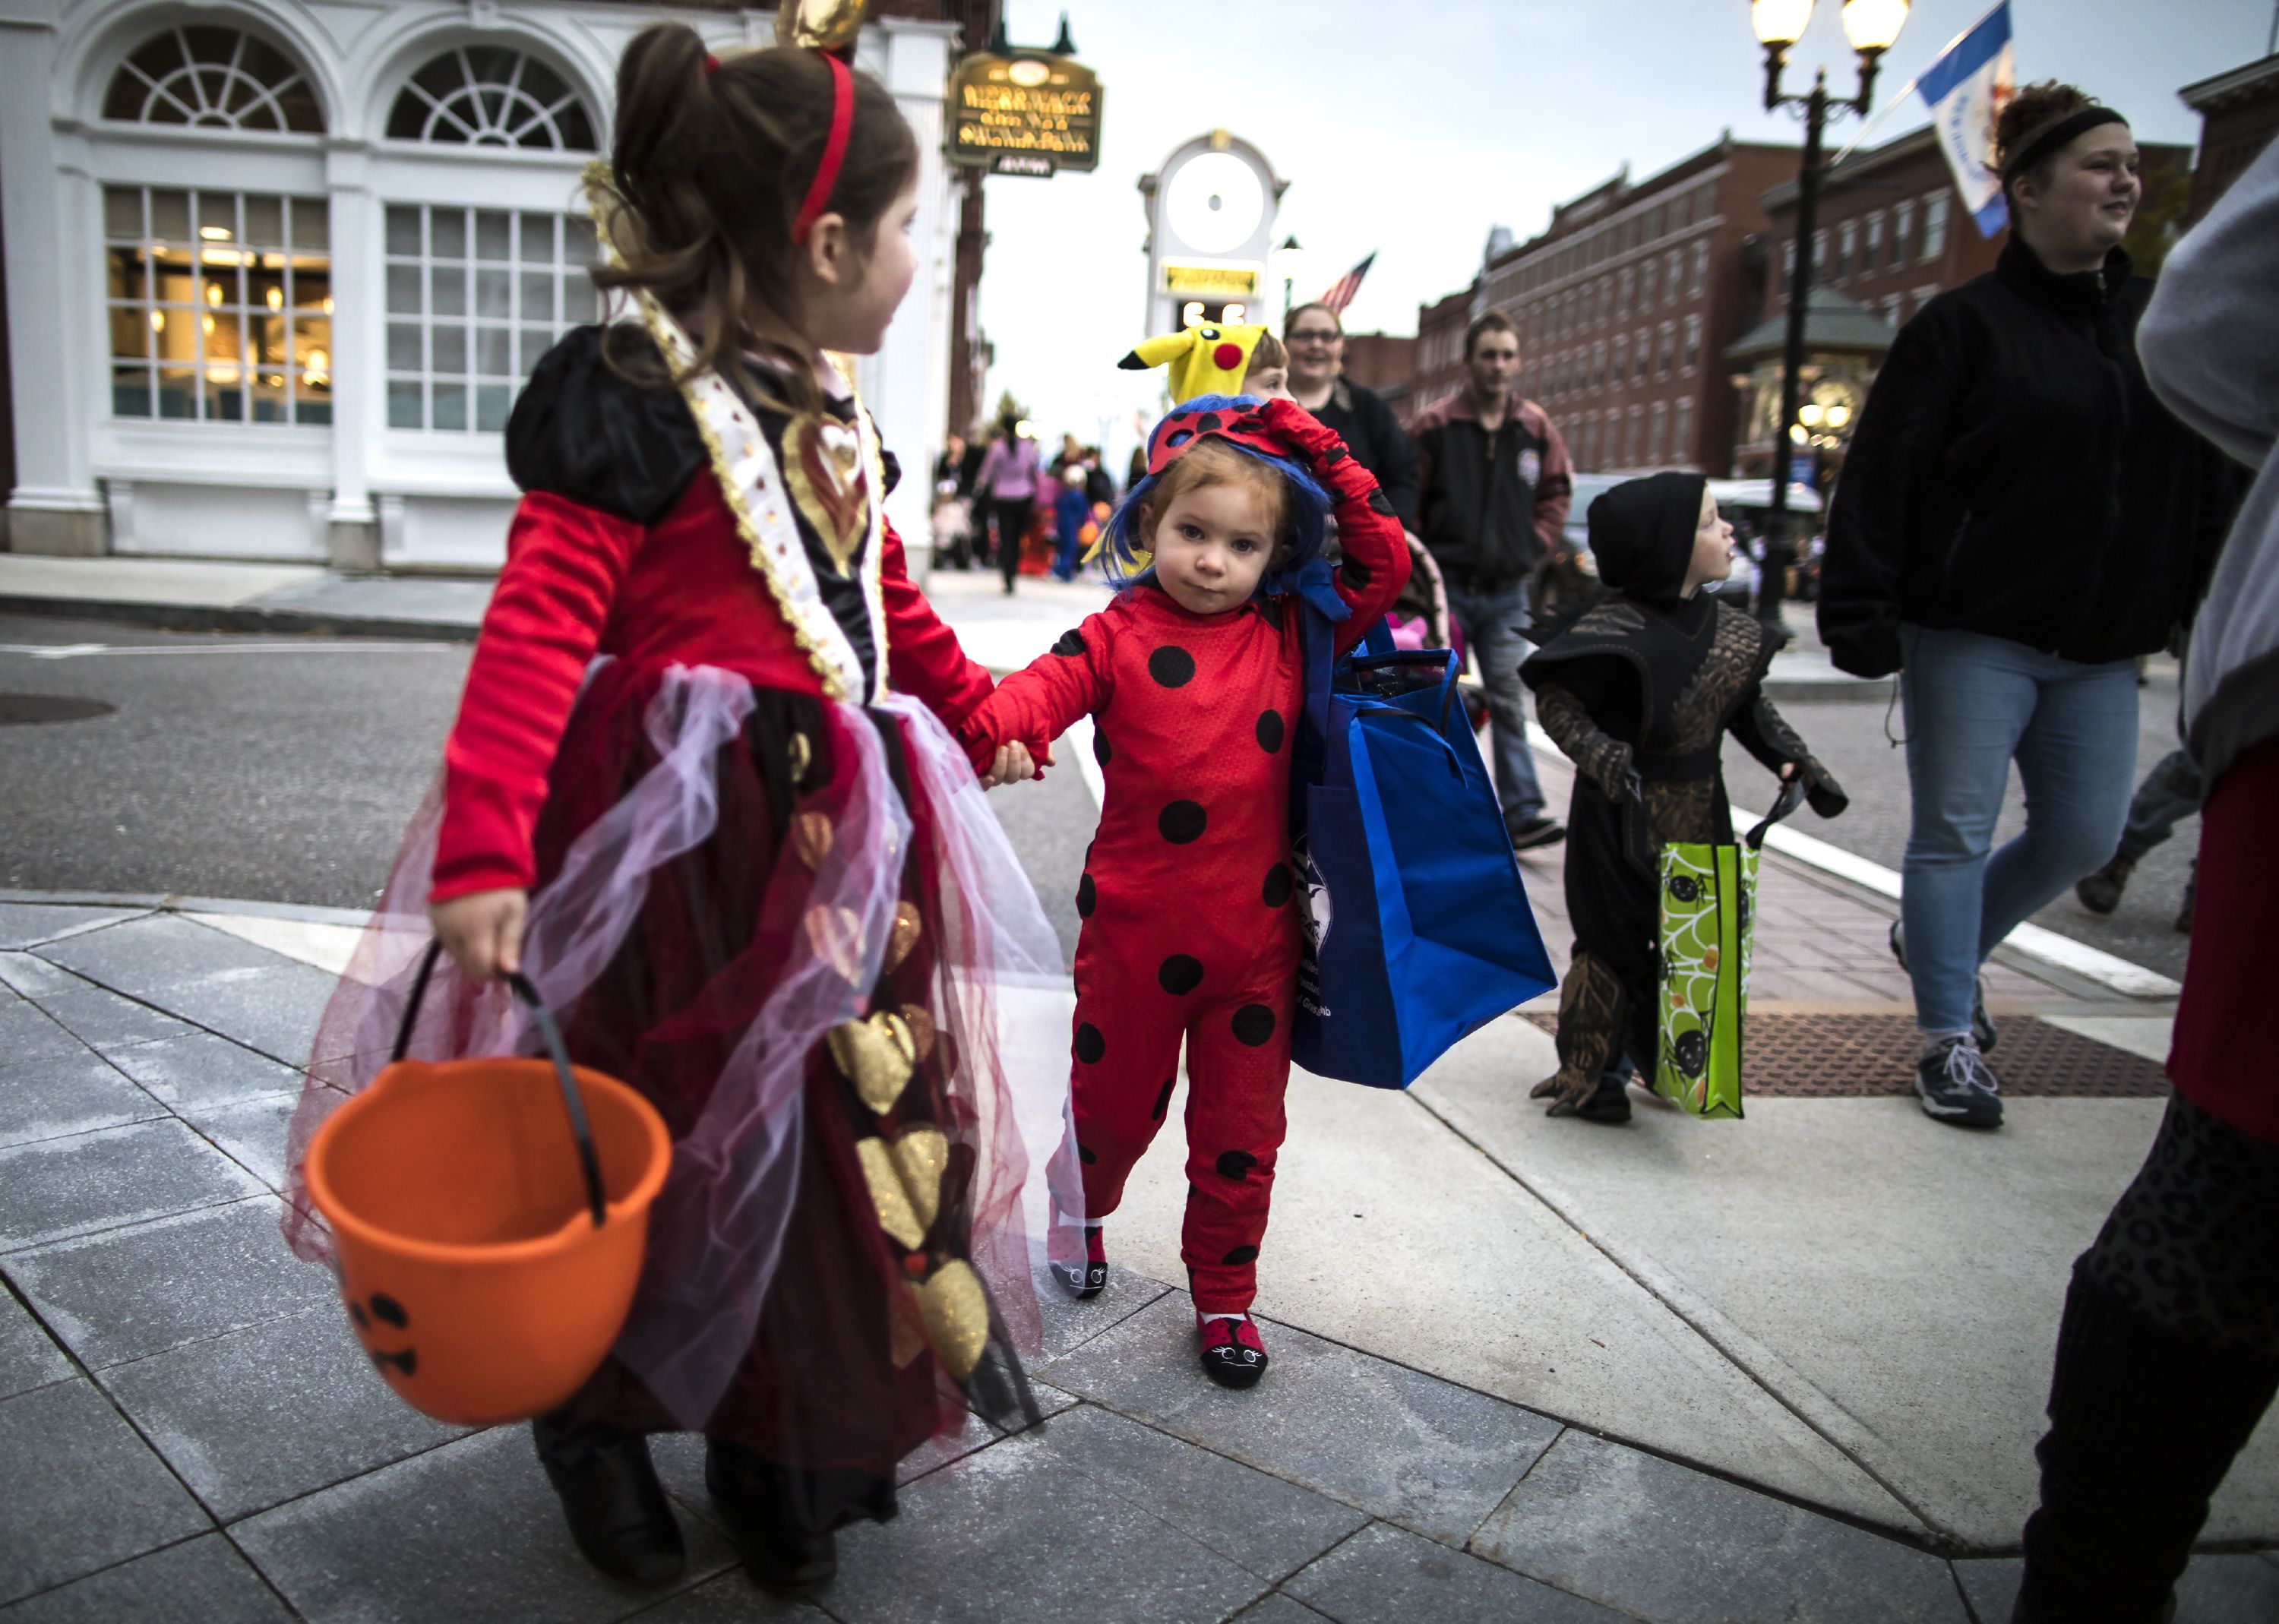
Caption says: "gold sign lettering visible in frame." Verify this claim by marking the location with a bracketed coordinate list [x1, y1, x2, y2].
[947, 52, 1104, 175]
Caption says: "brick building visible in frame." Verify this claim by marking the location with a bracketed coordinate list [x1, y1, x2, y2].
[1336, 330, 1416, 415]
[2179, 52, 2279, 225]
[1468, 136, 1800, 477]
[1407, 284, 1475, 423]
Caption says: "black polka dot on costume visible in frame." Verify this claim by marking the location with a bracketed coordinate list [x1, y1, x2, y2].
[1221, 1244, 1260, 1266]
[1092, 728, 1111, 766]
[1159, 801, 1207, 844]
[1147, 646, 1196, 687]
[1262, 864, 1294, 907]
[1195, 412, 1223, 432]
[1158, 954, 1203, 995]
[1079, 1144, 1098, 1164]
[1323, 445, 1349, 465]
[1231, 1004, 1277, 1047]
[1255, 710, 1285, 752]
[1074, 1022, 1106, 1064]
[1367, 490, 1395, 517]
[1215, 1149, 1257, 1181]
[1052, 627, 1088, 657]
[1342, 555, 1373, 587]
[1152, 1079, 1175, 1121]
[1076, 872, 1096, 917]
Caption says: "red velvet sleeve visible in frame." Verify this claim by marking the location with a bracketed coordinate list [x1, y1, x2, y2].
[880, 516, 994, 733]
[957, 610, 1115, 776]
[431, 494, 645, 902]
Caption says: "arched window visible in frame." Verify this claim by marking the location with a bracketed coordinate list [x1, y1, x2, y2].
[103, 25, 324, 134]
[387, 48, 596, 151]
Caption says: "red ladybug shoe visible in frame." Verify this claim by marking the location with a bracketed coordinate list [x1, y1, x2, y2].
[1198, 1313, 1269, 1389]
[1050, 1224, 1108, 1299]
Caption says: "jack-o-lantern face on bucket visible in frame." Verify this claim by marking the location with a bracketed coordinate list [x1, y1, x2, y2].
[346, 1289, 418, 1377]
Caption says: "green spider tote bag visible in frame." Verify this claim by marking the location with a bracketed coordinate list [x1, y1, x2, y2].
[1653, 777, 1806, 1118]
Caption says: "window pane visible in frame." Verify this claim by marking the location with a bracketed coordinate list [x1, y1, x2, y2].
[476, 383, 512, 432]
[289, 197, 328, 249]
[520, 271, 554, 324]
[113, 365, 153, 417]
[476, 268, 510, 318]
[387, 321, 422, 371]
[387, 264, 422, 314]
[110, 304, 152, 359]
[158, 367, 197, 419]
[251, 370, 288, 423]
[476, 324, 511, 376]
[245, 196, 284, 247]
[385, 205, 422, 257]
[432, 322, 467, 374]
[388, 379, 425, 428]
[433, 382, 468, 431]
[518, 213, 555, 263]
[107, 246, 149, 303]
[432, 209, 467, 261]
[520, 325, 554, 376]
[152, 189, 191, 242]
[296, 392, 333, 428]
[206, 368, 246, 422]
[433, 267, 466, 317]
[103, 186, 143, 238]
[475, 210, 510, 261]
[195, 191, 239, 242]
[564, 215, 596, 266]
[295, 317, 330, 374]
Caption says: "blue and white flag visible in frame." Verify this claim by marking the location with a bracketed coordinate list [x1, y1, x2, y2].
[1917, 2, 2016, 239]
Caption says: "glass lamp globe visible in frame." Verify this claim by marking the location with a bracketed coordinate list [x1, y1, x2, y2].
[1752, 0, 1816, 46]
[1841, 0, 1910, 52]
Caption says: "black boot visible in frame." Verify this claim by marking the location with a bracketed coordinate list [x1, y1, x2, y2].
[1573, 1071, 1633, 1124]
[531, 1411, 684, 1587]
[2014, 1270, 2279, 1623]
[706, 1441, 839, 1595]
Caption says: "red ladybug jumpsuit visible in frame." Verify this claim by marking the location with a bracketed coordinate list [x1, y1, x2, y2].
[966, 401, 1407, 1314]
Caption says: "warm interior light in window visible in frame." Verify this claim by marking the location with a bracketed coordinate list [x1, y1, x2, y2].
[304, 348, 330, 387]
[206, 283, 223, 306]
[210, 365, 240, 384]
[1799, 403, 1825, 426]
[266, 288, 283, 311]
[150, 311, 166, 332]
[1825, 404, 1853, 428]
[1788, 423, 1810, 444]
[199, 225, 233, 241]
[202, 313, 217, 335]
[322, 297, 335, 314]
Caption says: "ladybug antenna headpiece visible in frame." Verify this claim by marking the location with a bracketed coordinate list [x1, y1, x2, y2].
[1099, 394, 1332, 599]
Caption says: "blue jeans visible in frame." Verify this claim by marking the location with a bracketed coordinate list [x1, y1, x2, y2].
[1898, 624, 2138, 1034]
[1445, 580, 1547, 826]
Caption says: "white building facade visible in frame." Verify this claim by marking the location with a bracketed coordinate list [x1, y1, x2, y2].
[0, 0, 960, 567]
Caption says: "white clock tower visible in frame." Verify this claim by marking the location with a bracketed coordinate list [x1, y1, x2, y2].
[1137, 131, 1286, 338]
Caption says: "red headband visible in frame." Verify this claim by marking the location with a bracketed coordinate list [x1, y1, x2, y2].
[792, 53, 855, 244]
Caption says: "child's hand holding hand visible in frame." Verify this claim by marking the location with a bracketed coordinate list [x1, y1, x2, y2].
[981, 741, 1043, 789]
[428, 889, 528, 982]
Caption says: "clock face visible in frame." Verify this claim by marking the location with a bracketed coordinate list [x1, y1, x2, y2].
[1163, 151, 1266, 256]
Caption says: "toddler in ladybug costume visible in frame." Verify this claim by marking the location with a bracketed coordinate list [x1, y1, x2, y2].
[963, 395, 1408, 1385]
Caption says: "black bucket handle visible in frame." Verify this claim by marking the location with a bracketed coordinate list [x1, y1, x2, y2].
[392, 940, 608, 1230]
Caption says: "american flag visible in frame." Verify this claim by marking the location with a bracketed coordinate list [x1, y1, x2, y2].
[1313, 251, 1377, 317]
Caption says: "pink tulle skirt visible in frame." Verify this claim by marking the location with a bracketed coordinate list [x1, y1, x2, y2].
[282, 660, 1079, 1522]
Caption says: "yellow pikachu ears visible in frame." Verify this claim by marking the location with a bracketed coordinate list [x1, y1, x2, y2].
[1117, 324, 1269, 403]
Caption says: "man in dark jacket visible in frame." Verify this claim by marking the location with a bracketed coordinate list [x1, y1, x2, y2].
[1408, 309, 1573, 849]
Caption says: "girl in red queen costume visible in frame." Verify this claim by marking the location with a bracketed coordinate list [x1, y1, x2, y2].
[962, 393, 1408, 1387]
[280, 24, 1073, 1598]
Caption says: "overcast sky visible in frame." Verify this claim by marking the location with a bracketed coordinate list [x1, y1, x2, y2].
[969, 0, 2273, 467]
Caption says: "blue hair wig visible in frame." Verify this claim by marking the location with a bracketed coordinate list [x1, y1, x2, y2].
[1099, 394, 1334, 601]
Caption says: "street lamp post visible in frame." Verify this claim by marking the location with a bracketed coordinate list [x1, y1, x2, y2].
[1748, 0, 1908, 640]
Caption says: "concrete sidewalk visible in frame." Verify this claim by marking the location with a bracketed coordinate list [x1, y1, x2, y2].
[2, 894, 2275, 1624]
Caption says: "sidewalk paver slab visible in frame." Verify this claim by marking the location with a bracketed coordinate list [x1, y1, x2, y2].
[1953, 1553, 2279, 1624]
[1471, 1431, 1966, 1623]
[829, 1430, 1269, 1624]
[7, 1198, 331, 1367]
[34, 916, 334, 1063]
[99, 1029, 300, 1110]
[0, 906, 144, 953]
[33, 913, 282, 992]
[99, 1305, 462, 1519]
[0, 1534, 291, 1623]
[0, 1119, 266, 1253]
[0, 1007, 165, 1148]
[1232, 1594, 1335, 1622]
[0, 1379, 209, 1606]
[1032, 1262, 1169, 1363]
[1045, 1291, 1560, 1545]
[11, 983, 194, 1055]
[0, 1290, 73, 1401]
[621, 1571, 830, 1620]
[178, 1089, 297, 1190]
[230, 1426, 737, 1624]
[1287, 1521, 1629, 1623]
[1026, 1403, 1368, 1580]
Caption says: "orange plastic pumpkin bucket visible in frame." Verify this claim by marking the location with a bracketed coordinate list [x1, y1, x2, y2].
[305, 945, 672, 1427]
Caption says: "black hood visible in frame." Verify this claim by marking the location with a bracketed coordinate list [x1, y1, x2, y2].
[1588, 472, 1706, 601]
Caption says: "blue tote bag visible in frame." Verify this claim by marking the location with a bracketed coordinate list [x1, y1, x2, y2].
[1289, 608, 1556, 1088]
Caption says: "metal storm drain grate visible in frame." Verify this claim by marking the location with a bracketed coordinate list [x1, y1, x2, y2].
[1523, 1013, 2168, 1098]
[0, 694, 115, 726]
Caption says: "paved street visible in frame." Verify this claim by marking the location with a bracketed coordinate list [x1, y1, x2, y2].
[0, 571, 2268, 1622]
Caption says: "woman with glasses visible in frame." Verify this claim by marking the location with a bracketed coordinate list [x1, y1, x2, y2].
[1282, 303, 1418, 529]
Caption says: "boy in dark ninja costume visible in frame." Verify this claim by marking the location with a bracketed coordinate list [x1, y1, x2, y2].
[1522, 473, 1848, 1123]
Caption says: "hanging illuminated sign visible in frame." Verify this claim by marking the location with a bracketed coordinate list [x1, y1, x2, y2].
[947, 52, 1102, 175]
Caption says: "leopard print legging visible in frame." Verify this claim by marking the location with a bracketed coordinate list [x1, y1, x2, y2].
[2078, 1092, 2279, 1359]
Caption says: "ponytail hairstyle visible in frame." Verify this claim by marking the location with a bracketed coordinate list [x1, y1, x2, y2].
[590, 24, 918, 415]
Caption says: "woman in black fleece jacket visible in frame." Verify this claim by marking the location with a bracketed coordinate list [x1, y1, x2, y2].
[1816, 83, 2231, 1123]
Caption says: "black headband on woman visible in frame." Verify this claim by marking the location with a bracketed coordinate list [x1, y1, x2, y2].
[2000, 106, 2129, 185]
